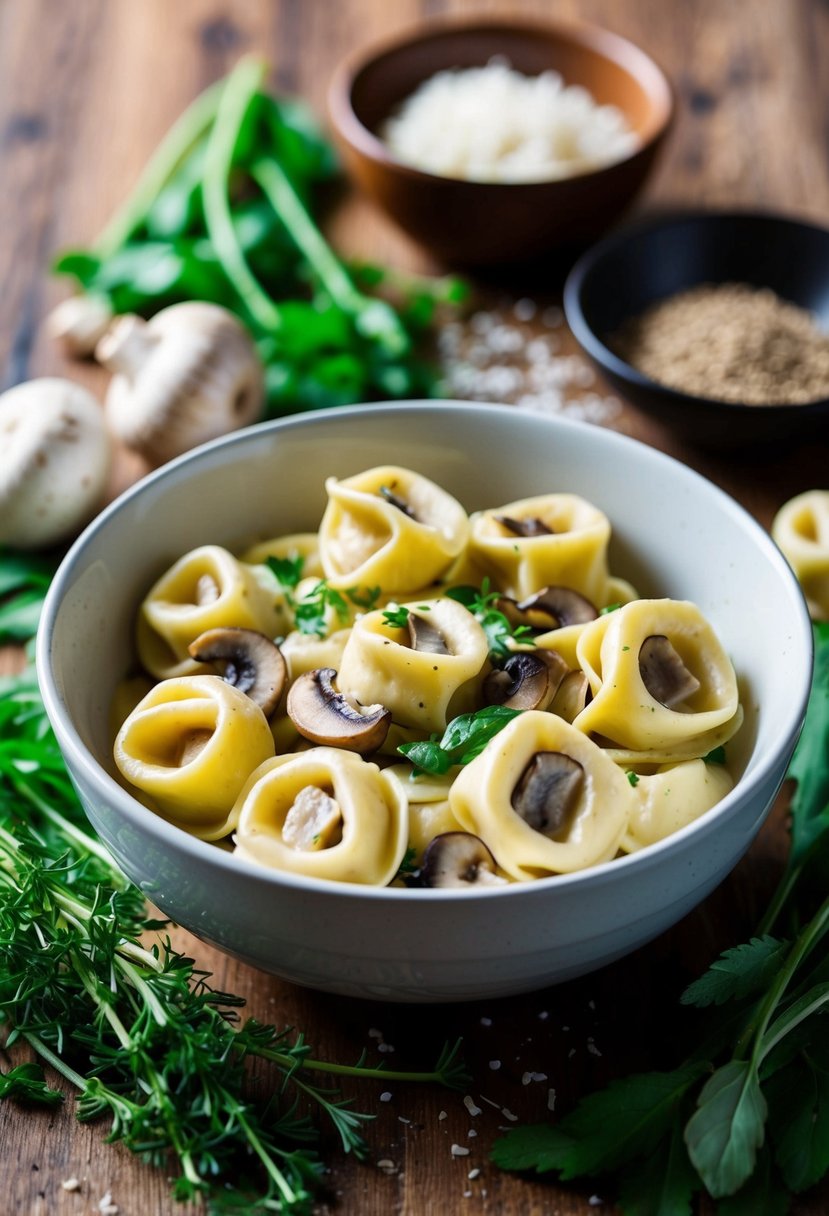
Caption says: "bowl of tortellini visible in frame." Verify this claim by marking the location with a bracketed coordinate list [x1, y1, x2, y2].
[38, 401, 812, 1001]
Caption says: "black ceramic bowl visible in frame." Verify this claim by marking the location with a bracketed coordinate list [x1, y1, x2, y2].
[564, 211, 829, 447]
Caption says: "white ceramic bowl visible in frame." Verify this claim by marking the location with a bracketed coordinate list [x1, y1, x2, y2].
[38, 403, 812, 1002]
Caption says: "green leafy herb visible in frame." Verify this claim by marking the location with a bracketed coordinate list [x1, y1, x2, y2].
[266, 553, 305, 594]
[382, 604, 410, 629]
[0, 564, 468, 1210]
[394, 846, 418, 880]
[346, 585, 381, 612]
[293, 580, 350, 637]
[399, 705, 522, 776]
[445, 580, 535, 659]
[626, 771, 640, 787]
[599, 601, 622, 615]
[53, 60, 461, 417]
[0, 549, 54, 644]
[492, 622, 829, 1211]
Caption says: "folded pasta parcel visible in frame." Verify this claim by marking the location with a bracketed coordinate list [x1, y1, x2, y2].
[450, 711, 635, 879]
[113, 675, 275, 840]
[573, 599, 739, 751]
[319, 466, 469, 592]
[772, 489, 829, 621]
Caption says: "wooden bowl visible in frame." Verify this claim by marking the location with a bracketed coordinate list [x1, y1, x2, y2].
[328, 18, 673, 266]
[564, 210, 829, 448]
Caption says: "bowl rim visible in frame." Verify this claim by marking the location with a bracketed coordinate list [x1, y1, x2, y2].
[37, 400, 813, 903]
[328, 14, 674, 188]
[563, 206, 829, 415]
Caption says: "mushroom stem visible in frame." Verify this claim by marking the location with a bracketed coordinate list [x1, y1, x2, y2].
[96, 315, 158, 381]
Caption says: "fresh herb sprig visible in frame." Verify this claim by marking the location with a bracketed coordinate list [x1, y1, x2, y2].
[446, 580, 535, 659]
[54, 58, 463, 415]
[399, 705, 523, 776]
[0, 549, 54, 643]
[493, 622, 829, 1212]
[0, 558, 469, 1211]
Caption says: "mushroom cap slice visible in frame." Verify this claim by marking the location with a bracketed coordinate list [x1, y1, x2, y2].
[638, 634, 701, 709]
[187, 627, 287, 717]
[379, 483, 417, 518]
[516, 586, 598, 629]
[407, 613, 450, 655]
[511, 751, 585, 841]
[495, 514, 553, 538]
[286, 667, 392, 754]
[418, 832, 506, 888]
[550, 670, 592, 722]
[483, 650, 568, 711]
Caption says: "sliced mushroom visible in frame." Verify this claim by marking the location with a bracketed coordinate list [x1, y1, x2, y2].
[282, 786, 343, 851]
[175, 728, 214, 767]
[407, 613, 450, 655]
[495, 514, 553, 537]
[483, 651, 568, 711]
[550, 670, 593, 723]
[286, 667, 391, 754]
[418, 832, 506, 888]
[517, 587, 598, 629]
[511, 751, 584, 840]
[195, 573, 221, 606]
[638, 634, 701, 709]
[188, 628, 287, 717]
[379, 484, 416, 518]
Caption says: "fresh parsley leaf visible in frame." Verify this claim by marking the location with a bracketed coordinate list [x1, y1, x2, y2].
[382, 604, 410, 629]
[398, 706, 522, 775]
[445, 581, 536, 659]
[346, 585, 381, 611]
[493, 1064, 708, 1180]
[627, 771, 640, 787]
[294, 580, 350, 637]
[600, 602, 622, 615]
[491, 1123, 575, 1174]
[616, 1114, 700, 1216]
[766, 1040, 829, 1193]
[680, 937, 789, 1008]
[685, 1059, 767, 1198]
[0, 550, 55, 644]
[265, 553, 304, 591]
[715, 1143, 791, 1216]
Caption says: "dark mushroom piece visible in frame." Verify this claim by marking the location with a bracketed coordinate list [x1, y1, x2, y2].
[418, 832, 505, 888]
[379, 484, 417, 518]
[498, 586, 598, 632]
[483, 650, 568, 711]
[286, 667, 391, 754]
[188, 627, 287, 717]
[407, 613, 450, 655]
[511, 751, 585, 841]
[638, 634, 701, 709]
[495, 514, 553, 537]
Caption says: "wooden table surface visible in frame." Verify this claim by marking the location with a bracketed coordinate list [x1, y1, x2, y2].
[2, 1, 828, 1213]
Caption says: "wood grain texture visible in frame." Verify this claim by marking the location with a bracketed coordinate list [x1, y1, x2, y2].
[1, 0, 828, 1212]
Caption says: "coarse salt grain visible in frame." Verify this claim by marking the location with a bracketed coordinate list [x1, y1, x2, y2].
[379, 1092, 392, 1102]
[451, 1144, 471, 1157]
[98, 1194, 119, 1216]
[368, 1028, 383, 1039]
[502, 1108, 518, 1122]
[380, 59, 637, 183]
[463, 1095, 482, 1117]
[439, 1110, 448, 1120]
[538, 1010, 549, 1021]
[488, 1059, 501, 1071]
[61, 1178, 81, 1192]
[589, 1197, 604, 1206]
[468, 1168, 481, 1180]
[548, 1088, 557, 1111]
[378, 1042, 395, 1053]
[377, 1159, 396, 1173]
[522, 1071, 548, 1085]
[468, 1129, 478, 1138]
[480, 1016, 492, 1026]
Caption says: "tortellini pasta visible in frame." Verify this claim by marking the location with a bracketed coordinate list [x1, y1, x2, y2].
[137, 545, 288, 679]
[113, 675, 275, 840]
[449, 711, 634, 878]
[233, 748, 407, 885]
[115, 466, 743, 889]
[772, 490, 829, 620]
[319, 466, 469, 592]
[468, 493, 613, 603]
[336, 597, 490, 733]
[573, 599, 739, 753]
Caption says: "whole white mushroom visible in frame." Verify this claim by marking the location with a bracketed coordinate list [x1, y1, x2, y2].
[0, 378, 111, 549]
[96, 302, 265, 466]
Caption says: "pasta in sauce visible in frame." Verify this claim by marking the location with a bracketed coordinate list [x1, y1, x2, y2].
[114, 466, 740, 888]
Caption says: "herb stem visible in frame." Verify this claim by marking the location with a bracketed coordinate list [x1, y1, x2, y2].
[95, 80, 224, 258]
[736, 894, 829, 1061]
[23, 1030, 87, 1093]
[236, 1107, 300, 1206]
[202, 58, 283, 332]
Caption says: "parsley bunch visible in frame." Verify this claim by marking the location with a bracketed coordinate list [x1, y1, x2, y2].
[0, 552, 468, 1212]
[493, 622, 829, 1213]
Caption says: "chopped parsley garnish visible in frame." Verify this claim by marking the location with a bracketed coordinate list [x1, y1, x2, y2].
[626, 771, 640, 787]
[399, 705, 522, 776]
[346, 585, 382, 611]
[294, 580, 350, 637]
[445, 579, 535, 659]
[382, 604, 411, 629]
[599, 601, 622, 615]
